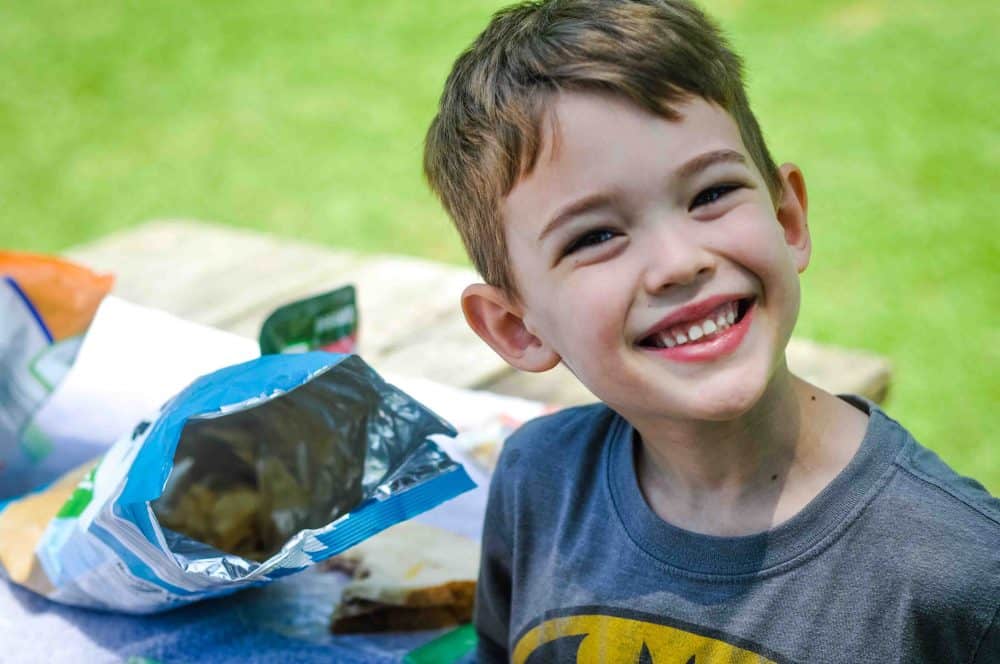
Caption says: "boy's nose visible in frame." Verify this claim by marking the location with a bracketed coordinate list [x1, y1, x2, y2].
[639, 229, 716, 295]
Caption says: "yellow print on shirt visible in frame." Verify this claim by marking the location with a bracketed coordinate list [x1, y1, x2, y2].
[513, 609, 784, 664]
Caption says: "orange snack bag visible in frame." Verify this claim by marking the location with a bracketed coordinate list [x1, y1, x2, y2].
[0, 252, 114, 341]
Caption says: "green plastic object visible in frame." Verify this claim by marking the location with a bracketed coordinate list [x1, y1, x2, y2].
[403, 623, 477, 664]
[258, 284, 358, 355]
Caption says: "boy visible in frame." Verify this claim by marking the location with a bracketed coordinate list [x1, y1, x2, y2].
[423, 1, 999, 662]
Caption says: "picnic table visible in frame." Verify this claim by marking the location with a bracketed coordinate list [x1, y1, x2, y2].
[65, 219, 891, 407]
[0, 218, 893, 663]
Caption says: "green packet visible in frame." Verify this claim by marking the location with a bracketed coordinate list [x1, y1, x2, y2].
[259, 285, 358, 355]
[404, 624, 477, 664]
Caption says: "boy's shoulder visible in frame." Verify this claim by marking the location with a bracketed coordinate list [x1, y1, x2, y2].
[489, 403, 624, 495]
[498, 402, 619, 465]
[874, 401, 1000, 532]
[851, 400, 999, 602]
[484, 403, 622, 536]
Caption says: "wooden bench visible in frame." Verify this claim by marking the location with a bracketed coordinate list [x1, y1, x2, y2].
[66, 219, 892, 406]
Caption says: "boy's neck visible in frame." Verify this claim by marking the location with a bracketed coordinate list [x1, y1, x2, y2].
[632, 367, 869, 537]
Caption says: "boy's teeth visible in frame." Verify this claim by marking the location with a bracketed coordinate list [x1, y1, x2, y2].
[652, 300, 741, 349]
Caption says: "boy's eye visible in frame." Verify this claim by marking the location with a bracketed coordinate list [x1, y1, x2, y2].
[562, 229, 618, 257]
[690, 184, 742, 210]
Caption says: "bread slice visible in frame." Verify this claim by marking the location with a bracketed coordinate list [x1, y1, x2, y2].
[326, 521, 480, 633]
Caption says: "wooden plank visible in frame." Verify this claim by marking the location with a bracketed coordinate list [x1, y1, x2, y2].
[786, 338, 891, 403]
[66, 221, 464, 348]
[64, 220, 291, 322]
[369, 306, 511, 389]
[226, 255, 480, 364]
[177, 250, 364, 336]
[336, 256, 477, 358]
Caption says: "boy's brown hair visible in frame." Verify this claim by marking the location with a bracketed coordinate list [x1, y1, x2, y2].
[424, 0, 782, 299]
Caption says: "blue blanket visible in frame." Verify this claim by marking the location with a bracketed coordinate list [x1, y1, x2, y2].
[0, 567, 442, 663]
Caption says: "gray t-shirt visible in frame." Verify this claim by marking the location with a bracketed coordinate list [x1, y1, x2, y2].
[475, 395, 1000, 663]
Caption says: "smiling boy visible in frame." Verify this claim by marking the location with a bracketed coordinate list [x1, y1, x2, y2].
[423, 1, 1000, 662]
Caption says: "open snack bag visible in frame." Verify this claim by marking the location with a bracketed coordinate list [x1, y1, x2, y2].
[0, 351, 474, 613]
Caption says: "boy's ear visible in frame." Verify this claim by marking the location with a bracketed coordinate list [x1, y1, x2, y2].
[461, 283, 561, 373]
[776, 163, 812, 274]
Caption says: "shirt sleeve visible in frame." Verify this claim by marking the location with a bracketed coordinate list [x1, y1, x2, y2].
[474, 464, 514, 663]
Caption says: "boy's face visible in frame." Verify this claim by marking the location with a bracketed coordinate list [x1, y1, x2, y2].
[465, 91, 811, 425]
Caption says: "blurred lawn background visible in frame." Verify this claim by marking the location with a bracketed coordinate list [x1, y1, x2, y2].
[1, 0, 997, 492]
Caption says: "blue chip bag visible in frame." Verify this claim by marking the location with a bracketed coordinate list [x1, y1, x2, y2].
[0, 352, 474, 613]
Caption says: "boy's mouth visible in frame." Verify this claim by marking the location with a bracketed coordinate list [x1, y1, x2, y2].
[639, 297, 755, 349]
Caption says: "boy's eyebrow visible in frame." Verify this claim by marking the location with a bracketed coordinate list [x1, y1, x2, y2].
[538, 192, 616, 242]
[537, 149, 748, 242]
[675, 148, 748, 181]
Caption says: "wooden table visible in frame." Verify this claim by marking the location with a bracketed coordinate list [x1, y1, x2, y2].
[66, 219, 892, 406]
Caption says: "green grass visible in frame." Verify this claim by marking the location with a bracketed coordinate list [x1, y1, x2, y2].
[2, 0, 997, 493]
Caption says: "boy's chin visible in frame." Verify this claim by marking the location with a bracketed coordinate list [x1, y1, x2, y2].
[607, 388, 760, 424]
[684, 363, 796, 423]
[679, 388, 764, 422]
[620, 374, 775, 423]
